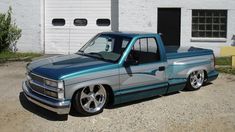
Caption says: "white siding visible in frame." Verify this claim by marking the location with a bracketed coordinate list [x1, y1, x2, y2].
[119, 0, 235, 56]
[45, 0, 111, 54]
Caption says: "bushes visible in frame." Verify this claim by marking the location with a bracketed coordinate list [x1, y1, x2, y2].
[0, 7, 21, 52]
[216, 57, 235, 75]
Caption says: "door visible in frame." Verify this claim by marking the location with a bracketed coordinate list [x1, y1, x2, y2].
[158, 8, 181, 46]
[117, 37, 168, 103]
[44, 0, 111, 54]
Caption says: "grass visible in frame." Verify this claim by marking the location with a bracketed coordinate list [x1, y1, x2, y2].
[0, 51, 42, 63]
[216, 67, 235, 75]
[215, 56, 232, 65]
[215, 56, 235, 75]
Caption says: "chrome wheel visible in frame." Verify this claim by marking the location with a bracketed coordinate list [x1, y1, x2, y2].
[80, 85, 107, 113]
[189, 70, 205, 89]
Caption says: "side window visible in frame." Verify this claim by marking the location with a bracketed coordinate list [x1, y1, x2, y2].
[147, 38, 158, 53]
[122, 39, 130, 48]
[128, 37, 159, 64]
[52, 18, 65, 26]
[132, 39, 141, 51]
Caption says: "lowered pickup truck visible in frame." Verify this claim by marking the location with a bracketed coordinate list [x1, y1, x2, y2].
[22, 32, 218, 115]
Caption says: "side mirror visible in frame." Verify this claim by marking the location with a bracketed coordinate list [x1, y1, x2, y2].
[124, 59, 139, 67]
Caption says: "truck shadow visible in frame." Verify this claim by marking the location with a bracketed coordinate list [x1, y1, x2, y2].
[19, 82, 213, 118]
[69, 91, 180, 117]
[108, 83, 214, 110]
[181, 82, 213, 92]
[106, 91, 180, 110]
[19, 92, 68, 121]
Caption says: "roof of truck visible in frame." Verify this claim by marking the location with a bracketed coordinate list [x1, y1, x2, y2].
[101, 31, 158, 37]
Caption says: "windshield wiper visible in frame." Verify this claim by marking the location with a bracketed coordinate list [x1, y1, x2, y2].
[78, 50, 84, 53]
[77, 51, 112, 62]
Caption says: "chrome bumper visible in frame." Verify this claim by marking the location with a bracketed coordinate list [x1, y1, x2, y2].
[22, 81, 71, 114]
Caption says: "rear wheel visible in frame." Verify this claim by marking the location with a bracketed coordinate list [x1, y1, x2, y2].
[186, 70, 205, 91]
[73, 84, 107, 116]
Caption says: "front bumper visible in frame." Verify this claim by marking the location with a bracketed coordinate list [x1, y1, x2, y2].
[22, 81, 71, 114]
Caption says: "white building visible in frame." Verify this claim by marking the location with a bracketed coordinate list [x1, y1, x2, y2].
[0, 0, 235, 56]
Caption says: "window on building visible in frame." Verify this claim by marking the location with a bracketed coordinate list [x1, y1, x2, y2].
[52, 19, 65, 26]
[96, 19, 110, 26]
[128, 37, 160, 64]
[192, 10, 227, 38]
[74, 18, 87, 26]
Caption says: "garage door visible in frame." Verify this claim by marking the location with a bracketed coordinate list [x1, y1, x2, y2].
[45, 0, 111, 54]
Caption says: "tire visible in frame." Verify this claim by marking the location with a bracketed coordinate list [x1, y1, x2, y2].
[185, 70, 205, 91]
[73, 84, 108, 116]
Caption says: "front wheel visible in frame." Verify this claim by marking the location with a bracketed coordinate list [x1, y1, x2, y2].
[73, 84, 107, 116]
[186, 70, 205, 91]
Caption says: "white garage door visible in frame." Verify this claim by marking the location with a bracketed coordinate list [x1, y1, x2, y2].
[45, 0, 111, 54]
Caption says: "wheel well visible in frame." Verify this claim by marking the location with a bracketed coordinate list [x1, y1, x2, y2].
[102, 84, 115, 107]
[187, 69, 208, 80]
[71, 84, 115, 107]
[203, 70, 208, 82]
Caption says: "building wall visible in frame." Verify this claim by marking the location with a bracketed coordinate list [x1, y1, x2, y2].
[118, 0, 235, 56]
[1, 0, 234, 55]
[44, 0, 111, 54]
[0, 0, 42, 53]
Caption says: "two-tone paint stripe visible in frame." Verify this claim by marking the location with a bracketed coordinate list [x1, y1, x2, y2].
[167, 50, 213, 59]
[114, 82, 168, 96]
[114, 78, 187, 96]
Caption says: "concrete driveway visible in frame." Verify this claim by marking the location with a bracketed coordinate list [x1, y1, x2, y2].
[0, 62, 235, 132]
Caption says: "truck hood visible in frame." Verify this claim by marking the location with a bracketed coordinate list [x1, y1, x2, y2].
[28, 54, 114, 80]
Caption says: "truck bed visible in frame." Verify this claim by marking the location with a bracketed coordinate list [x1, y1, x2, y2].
[165, 46, 213, 59]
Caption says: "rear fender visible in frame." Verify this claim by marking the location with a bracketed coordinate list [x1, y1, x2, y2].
[186, 66, 208, 78]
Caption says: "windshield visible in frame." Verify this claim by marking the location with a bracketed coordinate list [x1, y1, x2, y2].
[78, 34, 131, 62]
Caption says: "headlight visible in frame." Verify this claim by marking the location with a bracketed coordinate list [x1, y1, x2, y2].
[45, 79, 58, 87]
[44, 89, 58, 98]
[57, 81, 65, 99]
[58, 81, 64, 89]
[44, 79, 64, 99]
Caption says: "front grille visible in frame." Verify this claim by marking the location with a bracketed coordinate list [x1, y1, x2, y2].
[29, 82, 58, 99]
[28, 73, 58, 99]
[30, 83, 44, 94]
[29, 73, 44, 84]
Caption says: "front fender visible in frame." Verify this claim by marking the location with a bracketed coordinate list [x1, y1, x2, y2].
[64, 76, 119, 100]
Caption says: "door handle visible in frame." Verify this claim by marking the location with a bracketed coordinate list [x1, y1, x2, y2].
[159, 66, 165, 71]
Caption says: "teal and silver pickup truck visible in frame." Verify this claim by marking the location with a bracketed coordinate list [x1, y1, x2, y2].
[22, 32, 218, 116]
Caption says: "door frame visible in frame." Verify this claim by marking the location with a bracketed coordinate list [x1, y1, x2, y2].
[157, 8, 181, 46]
[115, 36, 168, 104]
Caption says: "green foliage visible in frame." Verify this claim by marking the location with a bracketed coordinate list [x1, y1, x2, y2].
[0, 7, 22, 52]
[215, 56, 235, 75]
[216, 67, 235, 75]
[215, 56, 232, 65]
[0, 50, 42, 63]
